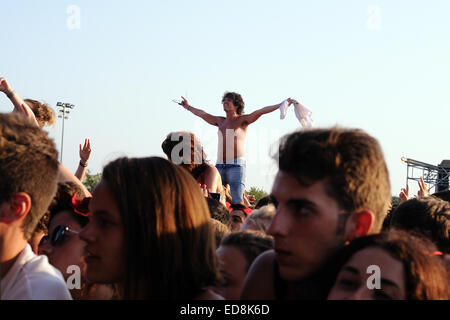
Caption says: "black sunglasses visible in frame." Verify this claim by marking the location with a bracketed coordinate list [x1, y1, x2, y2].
[44, 225, 80, 246]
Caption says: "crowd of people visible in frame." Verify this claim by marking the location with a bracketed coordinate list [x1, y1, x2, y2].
[0, 77, 449, 300]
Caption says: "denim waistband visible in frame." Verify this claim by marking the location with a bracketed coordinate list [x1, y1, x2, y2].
[216, 158, 246, 165]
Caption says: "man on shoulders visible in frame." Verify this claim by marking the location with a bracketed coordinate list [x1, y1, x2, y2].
[178, 92, 293, 203]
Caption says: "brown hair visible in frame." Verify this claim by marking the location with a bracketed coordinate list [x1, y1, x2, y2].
[24, 99, 55, 128]
[161, 131, 209, 178]
[276, 127, 391, 233]
[326, 230, 450, 300]
[101, 156, 221, 299]
[47, 182, 89, 228]
[388, 197, 450, 254]
[0, 113, 59, 240]
[222, 92, 245, 115]
[210, 218, 231, 249]
[220, 230, 274, 271]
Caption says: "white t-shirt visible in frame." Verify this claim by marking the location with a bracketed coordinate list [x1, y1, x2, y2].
[0, 244, 72, 300]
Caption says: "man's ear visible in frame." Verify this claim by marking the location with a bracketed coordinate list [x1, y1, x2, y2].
[345, 209, 374, 241]
[0, 193, 32, 224]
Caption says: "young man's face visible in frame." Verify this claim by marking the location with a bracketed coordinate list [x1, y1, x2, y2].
[230, 210, 246, 232]
[268, 171, 348, 281]
[222, 97, 237, 113]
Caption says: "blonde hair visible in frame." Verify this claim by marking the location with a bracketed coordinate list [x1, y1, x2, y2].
[24, 99, 55, 128]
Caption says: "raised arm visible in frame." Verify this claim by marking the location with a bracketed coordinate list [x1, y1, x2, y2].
[242, 98, 294, 125]
[74, 138, 91, 182]
[0, 77, 39, 127]
[178, 96, 222, 126]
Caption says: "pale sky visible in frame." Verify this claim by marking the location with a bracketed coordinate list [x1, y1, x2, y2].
[1, 0, 449, 196]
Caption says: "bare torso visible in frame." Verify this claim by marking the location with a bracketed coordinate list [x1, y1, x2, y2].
[216, 117, 249, 163]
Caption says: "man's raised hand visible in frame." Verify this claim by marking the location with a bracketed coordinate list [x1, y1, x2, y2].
[180, 96, 189, 109]
[287, 98, 298, 106]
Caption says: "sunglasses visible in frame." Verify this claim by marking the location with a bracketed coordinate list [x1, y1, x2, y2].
[44, 225, 80, 246]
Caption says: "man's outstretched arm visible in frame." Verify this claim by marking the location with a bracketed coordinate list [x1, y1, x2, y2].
[242, 98, 294, 125]
[177, 96, 221, 126]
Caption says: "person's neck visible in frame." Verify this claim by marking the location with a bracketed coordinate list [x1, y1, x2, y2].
[225, 110, 239, 121]
[0, 231, 27, 278]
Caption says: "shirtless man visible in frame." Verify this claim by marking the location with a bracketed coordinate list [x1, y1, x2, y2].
[178, 92, 293, 203]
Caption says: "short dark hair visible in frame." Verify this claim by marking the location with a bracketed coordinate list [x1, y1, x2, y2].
[254, 196, 274, 209]
[276, 127, 391, 233]
[205, 197, 230, 228]
[388, 197, 450, 253]
[222, 92, 245, 115]
[432, 190, 450, 202]
[0, 113, 59, 240]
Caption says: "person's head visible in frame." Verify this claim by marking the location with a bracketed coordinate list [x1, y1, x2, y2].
[432, 190, 450, 202]
[38, 183, 89, 285]
[241, 204, 275, 234]
[387, 197, 450, 254]
[161, 131, 207, 174]
[210, 218, 231, 249]
[327, 230, 450, 300]
[79, 156, 221, 299]
[269, 127, 391, 281]
[214, 230, 274, 300]
[24, 99, 55, 128]
[0, 113, 59, 241]
[229, 203, 252, 232]
[206, 197, 231, 228]
[222, 92, 244, 115]
[254, 195, 274, 209]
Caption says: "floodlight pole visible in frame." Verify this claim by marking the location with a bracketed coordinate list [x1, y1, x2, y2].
[57, 102, 75, 163]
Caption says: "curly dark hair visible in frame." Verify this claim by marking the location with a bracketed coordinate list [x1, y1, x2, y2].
[222, 92, 245, 115]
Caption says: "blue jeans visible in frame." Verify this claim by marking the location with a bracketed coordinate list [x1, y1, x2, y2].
[216, 159, 246, 203]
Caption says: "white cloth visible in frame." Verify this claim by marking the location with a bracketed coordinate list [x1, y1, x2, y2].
[293, 101, 313, 128]
[279, 99, 289, 119]
[0, 244, 72, 300]
[279, 99, 313, 128]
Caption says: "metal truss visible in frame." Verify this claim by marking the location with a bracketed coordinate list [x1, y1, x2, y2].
[401, 157, 450, 194]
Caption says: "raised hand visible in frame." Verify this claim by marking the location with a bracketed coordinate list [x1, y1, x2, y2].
[399, 184, 409, 202]
[247, 194, 256, 205]
[417, 176, 429, 198]
[79, 139, 91, 164]
[0, 77, 13, 95]
[287, 97, 298, 106]
[180, 96, 189, 109]
[224, 184, 232, 203]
